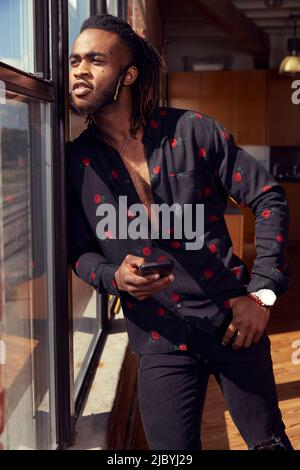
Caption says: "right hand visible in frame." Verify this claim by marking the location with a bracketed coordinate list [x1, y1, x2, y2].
[114, 254, 175, 301]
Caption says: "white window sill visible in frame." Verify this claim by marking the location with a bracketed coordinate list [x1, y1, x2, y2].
[67, 308, 128, 450]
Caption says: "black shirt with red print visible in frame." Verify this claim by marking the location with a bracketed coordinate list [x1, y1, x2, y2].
[66, 106, 290, 355]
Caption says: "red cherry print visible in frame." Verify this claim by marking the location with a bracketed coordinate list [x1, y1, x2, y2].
[5, 194, 14, 203]
[156, 307, 166, 318]
[233, 267, 240, 277]
[203, 187, 213, 198]
[194, 113, 202, 119]
[221, 130, 230, 140]
[94, 194, 102, 204]
[82, 157, 91, 167]
[209, 243, 217, 254]
[75, 260, 79, 270]
[169, 172, 177, 177]
[233, 171, 242, 183]
[179, 343, 188, 351]
[276, 234, 285, 244]
[171, 292, 181, 303]
[262, 209, 271, 219]
[170, 138, 178, 148]
[224, 299, 231, 309]
[171, 241, 181, 249]
[157, 256, 167, 262]
[151, 331, 160, 340]
[204, 269, 214, 279]
[111, 169, 119, 179]
[209, 215, 218, 223]
[262, 185, 272, 192]
[111, 279, 117, 288]
[159, 110, 167, 116]
[150, 120, 158, 129]
[142, 246, 152, 257]
[198, 148, 207, 158]
[126, 301, 134, 310]
[153, 165, 161, 175]
[90, 271, 96, 281]
[105, 230, 114, 239]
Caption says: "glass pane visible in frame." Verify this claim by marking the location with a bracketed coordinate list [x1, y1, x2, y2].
[68, 0, 104, 398]
[0, 0, 35, 73]
[72, 277, 102, 398]
[106, 0, 119, 17]
[127, 0, 145, 36]
[0, 87, 56, 449]
[68, 0, 91, 54]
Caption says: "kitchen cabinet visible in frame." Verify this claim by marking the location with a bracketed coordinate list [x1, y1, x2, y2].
[240, 181, 300, 244]
[224, 210, 244, 259]
[199, 71, 235, 133]
[168, 70, 267, 145]
[267, 72, 300, 146]
[281, 182, 300, 242]
[168, 70, 300, 146]
[234, 70, 267, 145]
[167, 72, 201, 111]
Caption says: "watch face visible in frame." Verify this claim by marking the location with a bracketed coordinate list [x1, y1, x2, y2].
[259, 290, 277, 306]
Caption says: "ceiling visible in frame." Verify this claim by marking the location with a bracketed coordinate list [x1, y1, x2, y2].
[159, 0, 300, 39]
[232, 0, 300, 35]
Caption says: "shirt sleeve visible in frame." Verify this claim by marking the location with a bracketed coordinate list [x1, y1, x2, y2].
[66, 155, 121, 297]
[210, 119, 290, 297]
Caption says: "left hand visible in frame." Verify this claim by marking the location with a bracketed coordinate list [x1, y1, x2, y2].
[222, 295, 270, 350]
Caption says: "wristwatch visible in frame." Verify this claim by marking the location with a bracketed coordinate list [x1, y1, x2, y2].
[248, 289, 277, 308]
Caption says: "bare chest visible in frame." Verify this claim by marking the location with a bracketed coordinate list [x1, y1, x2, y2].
[121, 147, 154, 210]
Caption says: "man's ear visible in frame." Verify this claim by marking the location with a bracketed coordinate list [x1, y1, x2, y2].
[123, 65, 139, 87]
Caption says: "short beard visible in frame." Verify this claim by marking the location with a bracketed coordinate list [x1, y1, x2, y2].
[70, 75, 121, 117]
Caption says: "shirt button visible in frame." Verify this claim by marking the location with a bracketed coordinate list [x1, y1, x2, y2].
[176, 303, 182, 309]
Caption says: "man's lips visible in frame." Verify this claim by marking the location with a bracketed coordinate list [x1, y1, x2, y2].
[72, 81, 94, 97]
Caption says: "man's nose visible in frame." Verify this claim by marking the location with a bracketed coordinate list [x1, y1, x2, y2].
[73, 61, 91, 78]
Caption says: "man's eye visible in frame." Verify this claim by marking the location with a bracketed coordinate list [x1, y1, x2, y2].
[93, 58, 105, 64]
[70, 60, 79, 66]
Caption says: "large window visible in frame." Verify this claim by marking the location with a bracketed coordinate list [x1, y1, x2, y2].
[0, 0, 58, 450]
[0, 88, 56, 449]
[0, 0, 113, 450]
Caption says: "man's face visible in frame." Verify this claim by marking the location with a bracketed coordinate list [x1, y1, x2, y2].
[69, 28, 130, 115]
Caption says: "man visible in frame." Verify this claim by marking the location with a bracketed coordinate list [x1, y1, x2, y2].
[67, 14, 293, 450]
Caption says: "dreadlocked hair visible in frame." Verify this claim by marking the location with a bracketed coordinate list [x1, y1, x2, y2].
[80, 14, 166, 137]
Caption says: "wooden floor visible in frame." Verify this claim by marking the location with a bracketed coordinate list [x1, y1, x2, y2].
[201, 242, 300, 450]
[132, 242, 300, 450]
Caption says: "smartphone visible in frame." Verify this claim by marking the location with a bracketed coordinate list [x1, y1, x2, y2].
[138, 260, 174, 278]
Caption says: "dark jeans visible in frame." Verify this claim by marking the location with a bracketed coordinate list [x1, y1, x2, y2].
[137, 315, 293, 450]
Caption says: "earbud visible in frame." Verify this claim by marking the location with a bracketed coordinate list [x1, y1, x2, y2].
[113, 63, 135, 102]
[113, 75, 123, 102]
